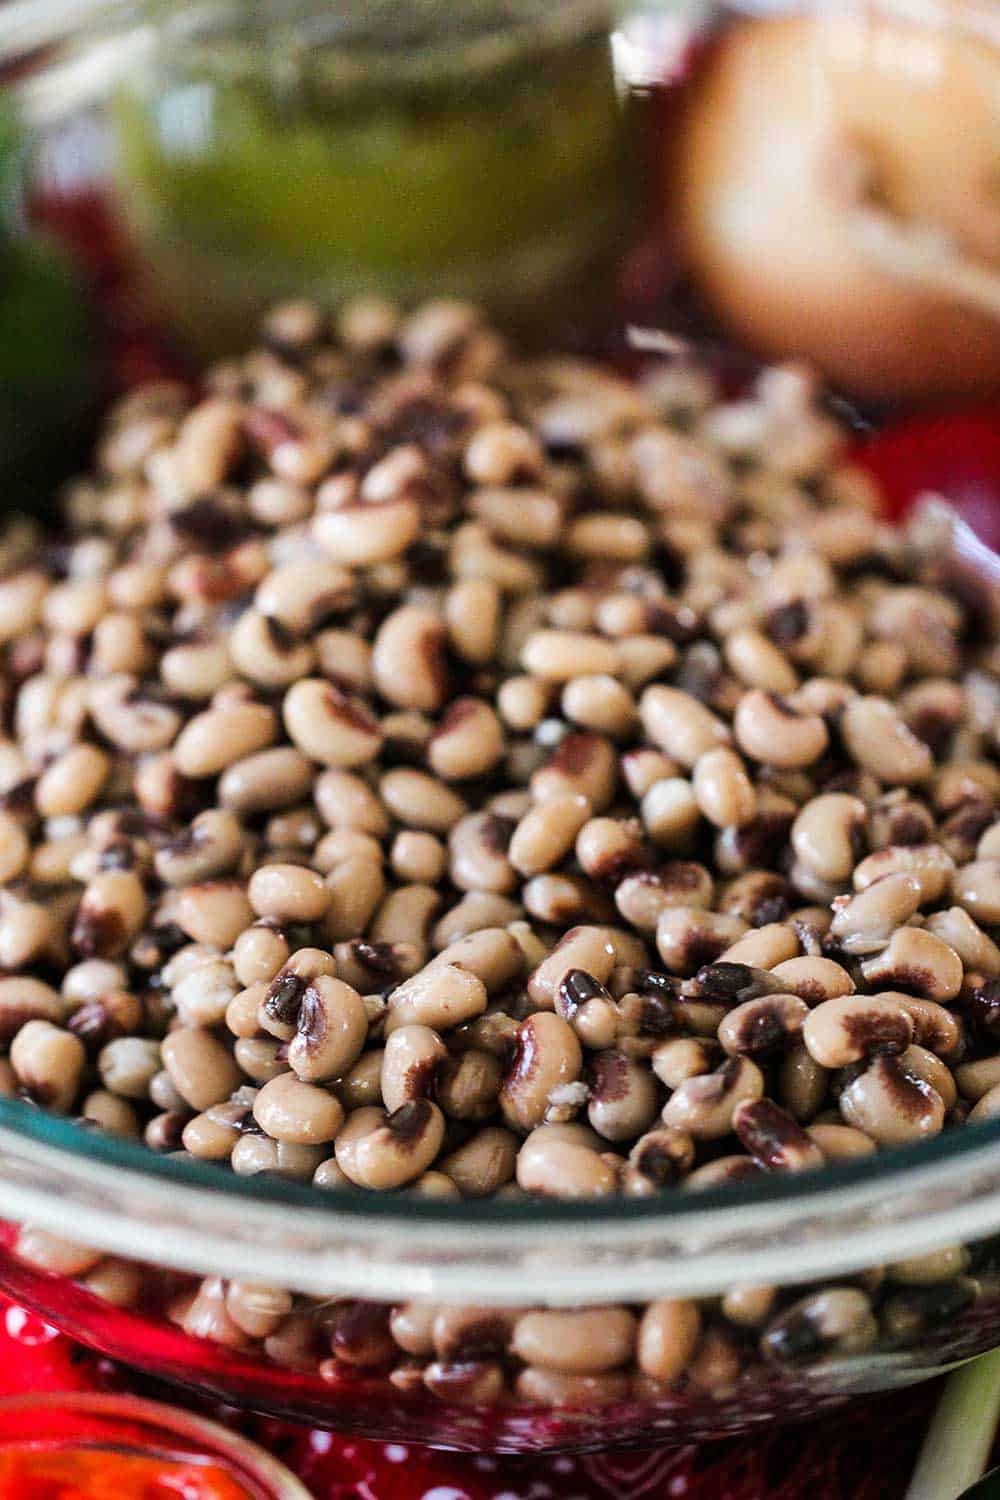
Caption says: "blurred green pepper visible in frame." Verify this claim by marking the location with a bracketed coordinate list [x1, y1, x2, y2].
[0, 101, 103, 507]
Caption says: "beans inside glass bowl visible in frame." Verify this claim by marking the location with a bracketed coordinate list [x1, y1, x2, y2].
[4, 297, 1000, 1403]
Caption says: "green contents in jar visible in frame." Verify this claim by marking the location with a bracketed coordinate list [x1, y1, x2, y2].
[112, 1, 630, 355]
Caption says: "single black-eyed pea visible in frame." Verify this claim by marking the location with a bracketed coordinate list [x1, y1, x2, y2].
[639, 686, 731, 768]
[334, 1099, 445, 1188]
[838, 1054, 945, 1146]
[10, 1020, 85, 1112]
[840, 697, 933, 785]
[733, 689, 828, 770]
[508, 794, 591, 878]
[529, 732, 617, 811]
[615, 865, 714, 933]
[515, 1122, 618, 1198]
[859, 927, 963, 1002]
[733, 1098, 825, 1173]
[791, 794, 867, 884]
[385, 962, 488, 1034]
[587, 1049, 659, 1141]
[806, 1122, 876, 1160]
[926, 907, 1000, 977]
[692, 747, 757, 829]
[829, 873, 924, 956]
[803, 994, 914, 1070]
[511, 1307, 637, 1374]
[656, 907, 748, 975]
[500, 1012, 582, 1133]
[661, 1056, 765, 1139]
[381, 1024, 447, 1114]
[760, 1288, 878, 1364]
[718, 994, 809, 1060]
[438, 1125, 519, 1197]
[853, 844, 956, 904]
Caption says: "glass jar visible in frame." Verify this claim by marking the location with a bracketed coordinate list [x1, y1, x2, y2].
[5, 0, 632, 361]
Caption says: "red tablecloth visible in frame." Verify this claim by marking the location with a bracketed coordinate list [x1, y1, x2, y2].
[0, 1294, 959, 1500]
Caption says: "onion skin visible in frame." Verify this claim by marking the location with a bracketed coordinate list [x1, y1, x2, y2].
[672, 13, 1000, 403]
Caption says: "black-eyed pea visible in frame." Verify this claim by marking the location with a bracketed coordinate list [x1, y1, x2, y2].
[314, 493, 421, 567]
[439, 1125, 519, 1197]
[161, 1027, 242, 1111]
[428, 928, 525, 995]
[767, 957, 851, 1007]
[661, 1056, 764, 1139]
[431, 893, 521, 949]
[234, 1037, 288, 1084]
[0, 978, 66, 1045]
[887, 1246, 970, 1285]
[229, 1136, 327, 1180]
[829, 873, 923, 956]
[574, 817, 646, 884]
[35, 745, 109, 819]
[587, 1049, 659, 1142]
[381, 1024, 447, 1113]
[621, 749, 678, 800]
[859, 927, 963, 1002]
[636, 1300, 701, 1383]
[933, 759, 1000, 815]
[778, 1042, 829, 1122]
[853, 844, 956, 905]
[529, 732, 617, 811]
[225, 1282, 294, 1340]
[615, 865, 714, 934]
[445, 577, 500, 665]
[171, 701, 276, 779]
[527, 924, 617, 1009]
[371, 603, 447, 713]
[515, 1122, 618, 1198]
[803, 994, 913, 1070]
[791, 794, 867, 884]
[168, 1277, 251, 1351]
[957, 1055, 1000, 1103]
[314, 829, 384, 875]
[172, 958, 239, 1028]
[0, 892, 57, 968]
[436, 1050, 503, 1121]
[978, 823, 1000, 861]
[626, 1126, 695, 1189]
[651, 1037, 718, 1090]
[718, 994, 808, 1059]
[639, 685, 731, 768]
[500, 1012, 582, 1133]
[733, 689, 828, 769]
[953, 860, 1000, 927]
[217, 748, 314, 818]
[733, 1098, 825, 1172]
[639, 777, 700, 852]
[79, 1088, 140, 1137]
[81, 1257, 144, 1308]
[333, 1098, 445, 1189]
[322, 854, 386, 943]
[723, 627, 799, 695]
[655, 907, 748, 975]
[176, 881, 254, 950]
[970, 1083, 1000, 1122]
[232, 924, 290, 989]
[895, 996, 961, 1058]
[561, 675, 637, 739]
[182, 1100, 249, 1160]
[511, 1307, 636, 1374]
[390, 832, 446, 885]
[286, 975, 368, 1083]
[925, 909, 1000, 982]
[806, 1122, 876, 1159]
[692, 747, 757, 829]
[840, 697, 933, 784]
[390, 1302, 438, 1357]
[283, 680, 383, 769]
[248, 863, 330, 924]
[521, 630, 621, 682]
[98, 1036, 163, 1099]
[14, 1226, 104, 1277]
[10, 1020, 85, 1112]
[497, 675, 553, 732]
[252, 1072, 344, 1145]
[448, 811, 517, 895]
[721, 1284, 777, 1329]
[716, 926, 799, 970]
[380, 769, 467, 833]
[839, 1054, 945, 1146]
[0, 812, 28, 884]
[761, 1288, 878, 1364]
[313, 769, 388, 836]
[72, 870, 147, 958]
[901, 1043, 957, 1112]
[509, 794, 592, 878]
[385, 963, 487, 1034]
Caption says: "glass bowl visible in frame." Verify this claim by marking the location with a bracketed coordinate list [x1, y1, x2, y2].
[0, 1392, 311, 1498]
[2, 0, 1000, 1462]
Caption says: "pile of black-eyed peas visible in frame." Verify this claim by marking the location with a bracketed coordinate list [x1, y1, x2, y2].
[7, 297, 1000, 1400]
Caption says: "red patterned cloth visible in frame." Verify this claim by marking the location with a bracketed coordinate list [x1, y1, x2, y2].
[0, 1294, 960, 1500]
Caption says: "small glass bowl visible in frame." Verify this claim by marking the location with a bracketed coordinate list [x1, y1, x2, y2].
[0, 1392, 311, 1499]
